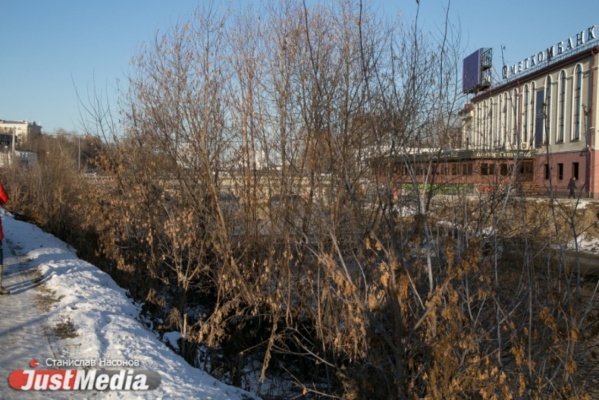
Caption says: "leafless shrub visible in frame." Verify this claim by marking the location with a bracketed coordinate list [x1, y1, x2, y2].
[6, 1, 597, 398]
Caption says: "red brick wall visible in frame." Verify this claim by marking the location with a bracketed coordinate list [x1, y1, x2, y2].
[533, 150, 590, 196]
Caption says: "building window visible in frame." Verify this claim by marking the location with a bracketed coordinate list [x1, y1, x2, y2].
[558, 163, 564, 180]
[545, 164, 550, 180]
[462, 163, 473, 175]
[523, 85, 529, 144]
[500, 164, 508, 176]
[545, 76, 552, 144]
[476, 104, 483, 148]
[573, 65, 582, 141]
[481, 163, 495, 176]
[513, 89, 518, 145]
[587, 65, 592, 141]
[502, 93, 508, 148]
[521, 161, 532, 174]
[573, 162, 579, 180]
[497, 96, 503, 148]
[530, 82, 536, 143]
[484, 100, 490, 149]
[489, 100, 494, 148]
[481, 163, 488, 175]
[558, 70, 566, 143]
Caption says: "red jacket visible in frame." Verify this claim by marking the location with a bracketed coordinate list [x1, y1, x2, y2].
[0, 183, 8, 241]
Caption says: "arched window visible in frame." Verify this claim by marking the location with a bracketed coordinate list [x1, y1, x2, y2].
[558, 70, 566, 142]
[573, 65, 582, 141]
[513, 89, 519, 145]
[488, 99, 494, 148]
[523, 84, 529, 144]
[530, 82, 536, 144]
[545, 76, 552, 144]
[485, 100, 490, 149]
[498, 95, 503, 148]
[503, 92, 508, 147]
[476, 103, 483, 148]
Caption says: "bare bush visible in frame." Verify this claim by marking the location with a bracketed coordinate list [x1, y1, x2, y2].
[10, 1, 594, 398]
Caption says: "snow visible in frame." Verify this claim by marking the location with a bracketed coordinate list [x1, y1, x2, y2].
[578, 236, 599, 254]
[0, 210, 259, 400]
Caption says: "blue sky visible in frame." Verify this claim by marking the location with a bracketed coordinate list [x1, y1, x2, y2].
[1, 0, 598, 134]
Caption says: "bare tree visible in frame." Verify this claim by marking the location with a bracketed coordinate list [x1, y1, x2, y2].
[60, 0, 599, 398]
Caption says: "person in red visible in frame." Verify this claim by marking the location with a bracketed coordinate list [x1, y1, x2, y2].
[0, 182, 9, 295]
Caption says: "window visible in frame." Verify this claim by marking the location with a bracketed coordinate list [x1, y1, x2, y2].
[558, 71, 566, 142]
[488, 100, 493, 148]
[476, 104, 482, 147]
[545, 76, 552, 144]
[484, 100, 493, 149]
[438, 164, 446, 175]
[545, 164, 550, 180]
[573, 162, 579, 180]
[573, 65, 582, 141]
[587, 64, 593, 141]
[481, 163, 488, 175]
[513, 89, 518, 145]
[523, 85, 529, 143]
[558, 163, 564, 180]
[462, 163, 473, 175]
[502, 93, 508, 147]
[489, 164, 495, 175]
[500, 164, 508, 176]
[530, 82, 536, 142]
[497, 96, 503, 148]
[489, 100, 494, 148]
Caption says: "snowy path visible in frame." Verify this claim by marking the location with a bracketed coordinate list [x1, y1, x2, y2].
[0, 237, 83, 399]
[0, 212, 259, 400]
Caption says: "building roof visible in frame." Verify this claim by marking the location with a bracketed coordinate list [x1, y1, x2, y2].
[0, 120, 40, 125]
[471, 45, 599, 103]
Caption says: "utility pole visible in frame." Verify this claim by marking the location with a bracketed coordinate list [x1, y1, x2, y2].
[11, 127, 16, 166]
[78, 134, 81, 171]
[11, 127, 15, 153]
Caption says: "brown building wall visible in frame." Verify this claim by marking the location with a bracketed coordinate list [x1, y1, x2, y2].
[379, 157, 536, 194]
[534, 150, 592, 196]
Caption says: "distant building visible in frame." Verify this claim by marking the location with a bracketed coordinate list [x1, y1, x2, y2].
[373, 25, 599, 198]
[0, 150, 38, 168]
[0, 119, 42, 148]
[461, 25, 599, 197]
[0, 120, 41, 168]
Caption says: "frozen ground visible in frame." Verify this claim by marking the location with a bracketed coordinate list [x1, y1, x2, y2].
[0, 210, 258, 400]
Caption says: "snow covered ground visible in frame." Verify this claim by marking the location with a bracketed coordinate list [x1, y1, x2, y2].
[0, 210, 259, 400]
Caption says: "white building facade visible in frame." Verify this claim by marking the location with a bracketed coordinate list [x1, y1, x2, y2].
[0, 120, 42, 147]
[461, 26, 599, 197]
